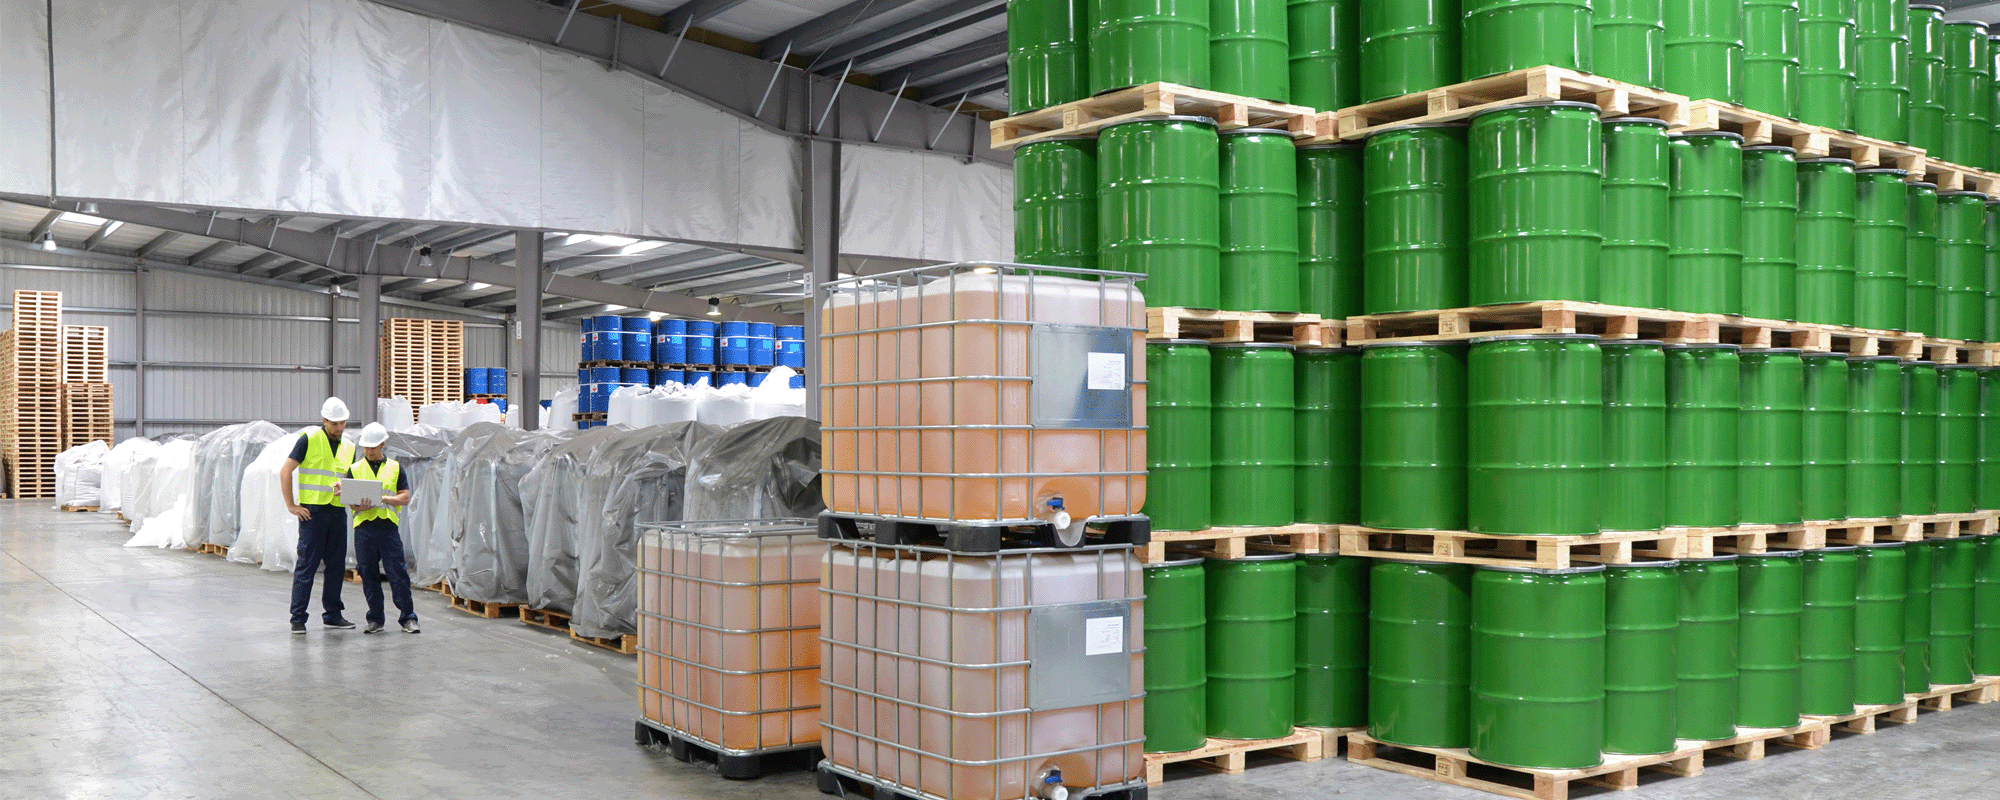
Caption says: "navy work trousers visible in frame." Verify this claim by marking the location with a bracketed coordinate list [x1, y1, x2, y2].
[290, 503, 347, 625]
[354, 524, 417, 625]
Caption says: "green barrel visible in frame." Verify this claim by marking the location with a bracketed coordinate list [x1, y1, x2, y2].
[1601, 118, 1673, 309]
[1669, 133, 1745, 315]
[1604, 561, 1680, 755]
[1904, 362, 1942, 517]
[1013, 138, 1098, 271]
[1360, 342, 1468, 530]
[1469, 102, 1603, 305]
[1800, 547, 1860, 715]
[1983, 367, 2000, 510]
[1666, 344, 1742, 527]
[1220, 129, 1301, 313]
[1938, 192, 1988, 342]
[1797, 0, 1856, 129]
[1852, 0, 1909, 143]
[1467, 335, 1603, 535]
[1908, 5, 1947, 154]
[1796, 158, 1858, 327]
[1737, 550, 1805, 729]
[1008, 0, 1090, 114]
[1470, 565, 1606, 770]
[1665, 0, 1744, 103]
[1976, 536, 2000, 674]
[1742, 0, 1801, 119]
[1941, 21, 1993, 169]
[1212, 0, 1290, 101]
[1741, 146, 1800, 321]
[1847, 356, 1903, 518]
[1295, 554, 1369, 727]
[1853, 168, 1909, 332]
[1100, 117, 1221, 310]
[1145, 341, 1213, 531]
[1931, 538, 1978, 686]
[1594, 0, 1665, 88]
[1992, 37, 2000, 175]
[1987, 201, 2000, 342]
[1853, 542, 1907, 705]
[1677, 555, 1741, 740]
[1211, 343, 1296, 527]
[1463, 0, 1593, 79]
[1205, 555, 1298, 739]
[1369, 560, 1472, 748]
[1296, 144, 1365, 319]
[1364, 124, 1468, 314]
[1907, 182, 1941, 336]
[1288, 0, 1359, 111]
[1089, 0, 1209, 93]
[1144, 558, 1208, 752]
[1602, 341, 1669, 531]
[1905, 538, 1935, 692]
[1941, 365, 1981, 514]
[1800, 354, 1849, 521]
[1739, 348, 1807, 525]
[1295, 348, 1361, 524]
[1359, 0, 1460, 102]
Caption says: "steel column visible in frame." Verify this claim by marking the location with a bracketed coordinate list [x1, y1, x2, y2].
[515, 231, 544, 429]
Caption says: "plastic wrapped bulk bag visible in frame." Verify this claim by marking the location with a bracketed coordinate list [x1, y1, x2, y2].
[683, 416, 824, 521]
[54, 440, 110, 509]
[609, 385, 650, 427]
[190, 422, 285, 548]
[100, 436, 156, 513]
[379, 397, 417, 432]
[547, 385, 579, 431]
[694, 383, 756, 427]
[658, 385, 697, 424]
[445, 424, 574, 603]
[747, 367, 809, 419]
[230, 428, 310, 570]
[124, 439, 197, 547]
[571, 421, 720, 639]
[466, 402, 504, 427]
[418, 401, 467, 429]
[521, 426, 628, 613]
[407, 425, 506, 587]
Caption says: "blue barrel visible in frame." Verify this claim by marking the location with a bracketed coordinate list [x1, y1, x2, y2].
[578, 332, 592, 364]
[465, 368, 490, 394]
[577, 368, 589, 385]
[486, 368, 507, 395]
[492, 398, 507, 412]
[592, 328, 625, 362]
[749, 322, 776, 366]
[590, 367, 620, 385]
[789, 373, 805, 389]
[658, 318, 689, 364]
[747, 371, 767, 387]
[688, 321, 718, 365]
[686, 370, 713, 386]
[579, 385, 599, 413]
[657, 369, 685, 386]
[777, 325, 806, 368]
[718, 321, 751, 365]
[624, 316, 652, 334]
[622, 368, 649, 384]
[719, 371, 748, 386]
[626, 330, 652, 363]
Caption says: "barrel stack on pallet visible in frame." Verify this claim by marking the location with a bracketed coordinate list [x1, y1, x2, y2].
[991, 0, 2000, 796]
[377, 318, 464, 407]
[1, 290, 63, 499]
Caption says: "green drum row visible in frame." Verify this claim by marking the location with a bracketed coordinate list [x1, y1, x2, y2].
[1142, 554, 1368, 752]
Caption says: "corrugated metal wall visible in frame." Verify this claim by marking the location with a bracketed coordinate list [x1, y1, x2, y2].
[0, 250, 582, 440]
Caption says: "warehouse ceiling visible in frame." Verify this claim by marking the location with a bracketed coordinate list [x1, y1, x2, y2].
[0, 199, 810, 320]
[545, 0, 1011, 111]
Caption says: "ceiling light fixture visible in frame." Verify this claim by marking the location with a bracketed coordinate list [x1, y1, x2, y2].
[706, 298, 722, 317]
[418, 246, 434, 269]
[648, 311, 665, 321]
[79, 202, 99, 214]
[468, 282, 489, 291]
[40, 232, 57, 251]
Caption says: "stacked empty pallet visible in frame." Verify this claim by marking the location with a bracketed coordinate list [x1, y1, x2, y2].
[60, 324, 111, 449]
[2, 291, 63, 498]
[377, 318, 464, 407]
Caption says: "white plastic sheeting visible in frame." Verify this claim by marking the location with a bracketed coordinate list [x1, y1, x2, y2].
[124, 439, 198, 548]
[840, 145, 1014, 263]
[378, 397, 417, 432]
[55, 441, 110, 510]
[6, 0, 824, 252]
[418, 400, 503, 430]
[230, 428, 309, 571]
[100, 437, 158, 513]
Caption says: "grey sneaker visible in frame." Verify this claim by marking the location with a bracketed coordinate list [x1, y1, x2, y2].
[291, 622, 307, 635]
[364, 622, 385, 634]
[324, 617, 356, 630]
[401, 620, 421, 634]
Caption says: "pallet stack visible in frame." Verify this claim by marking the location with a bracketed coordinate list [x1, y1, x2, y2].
[60, 324, 111, 449]
[377, 318, 464, 407]
[2, 290, 64, 498]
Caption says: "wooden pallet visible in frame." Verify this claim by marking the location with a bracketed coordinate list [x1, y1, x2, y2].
[1669, 524, 1820, 557]
[1810, 517, 1905, 545]
[58, 505, 97, 512]
[1903, 512, 2000, 540]
[1141, 523, 1336, 563]
[196, 542, 228, 557]
[1323, 65, 1693, 142]
[416, 580, 447, 594]
[1346, 301, 1720, 345]
[520, 606, 572, 632]
[1144, 727, 1326, 786]
[1920, 338, 1998, 365]
[1147, 307, 1338, 346]
[60, 325, 108, 384]
[1338, 526, 1683, 569]
[442, 583, 521, 619]
[1923, 158, 2000, 197]
[1344, 721, 1826, 800]
[1714, 317, 1924, 357]
[1678, 100, 1930, 175]
[571, 628, 638, 655]
[991, 82, 1319, 149]
[1914, 676, 2000, 710]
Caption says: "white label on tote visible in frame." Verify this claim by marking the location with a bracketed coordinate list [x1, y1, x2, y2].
[1086, 352, 1126, 391]
[1084, 616, 1124, 656]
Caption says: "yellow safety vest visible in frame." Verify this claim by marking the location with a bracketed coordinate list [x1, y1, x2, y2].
[295, 428, 355, 506]
[348, 458, 401, 526]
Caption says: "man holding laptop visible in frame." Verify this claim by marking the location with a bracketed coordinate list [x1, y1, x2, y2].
[344, 422, 419, 634]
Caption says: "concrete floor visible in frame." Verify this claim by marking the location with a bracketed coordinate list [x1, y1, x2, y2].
[5, 499, 1999, 800]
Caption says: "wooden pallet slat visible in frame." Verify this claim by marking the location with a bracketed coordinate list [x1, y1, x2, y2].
[1144, 727, 1326, 786]
[1324, 66, 1692, 142]
[1339, 526, 1688, 569]
[1147, 307, 1336, 347]
[991, 82, 1319, 149]
[1142, 523, 1337, 562]
[1347, 300, 1721, 346]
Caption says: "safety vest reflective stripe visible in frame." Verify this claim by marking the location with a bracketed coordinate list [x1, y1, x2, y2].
[296, 428, 354, 506]
[348, 458, 401, 525]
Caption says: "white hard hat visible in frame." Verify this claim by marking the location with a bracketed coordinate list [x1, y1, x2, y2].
[321, 397, 350, 422]
[355, 422, 388, 448]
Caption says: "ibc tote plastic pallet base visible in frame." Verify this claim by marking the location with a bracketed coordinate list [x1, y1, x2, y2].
[815, 761, 1149, 800]
[1143, 726, 1355, 785]
[634, 718, 820, 779]
[818, 512, 1150, 554]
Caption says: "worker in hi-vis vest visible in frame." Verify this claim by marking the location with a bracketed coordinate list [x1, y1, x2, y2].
[279, 398, 357, 634]
[345, 422, 418, 634]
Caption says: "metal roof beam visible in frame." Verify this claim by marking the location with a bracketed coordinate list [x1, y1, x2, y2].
[428, 227, 516, 255]
[134, 231, 181, 259]
[548, 243, 637, 274]
[759, 0, 930, 60]
[81, 220, 123, 251]
[813, 0, 1004, 70]
[584, 249, 727, 282]
[547, 302, 614, 321]
[26, 210, 61, 241]
[914, 63, 1007, 100]
[635, 256, 782, 289]
[880, 33, 1007, 88]
[184, 240, 236, 266]
[661, 0, 752, 36]
[932, 76, 1007, 105]
[380, 278, 433, 294]
[679, 270, 804, 297]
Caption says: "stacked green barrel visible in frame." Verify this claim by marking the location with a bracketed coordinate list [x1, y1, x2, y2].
[1741, 0, 1800, 119]
[1910, 5, 1948, 153]
[1852, 0, 1909, 143]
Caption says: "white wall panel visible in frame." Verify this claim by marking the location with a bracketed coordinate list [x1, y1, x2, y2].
[428, 22, 542, 228]
[739, 124, 803, 249]
[148, 316, 329, 363]
[180, 0, 313, 212]
[308, 0, 433, 221]
[643, 86, 741, 245]
[0, 263, 136, 308]
[541, 51, 645, 235]
[49, 0, 184, 204]
[0, 0, 52, 197]
[842, 146, 1012, 262]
